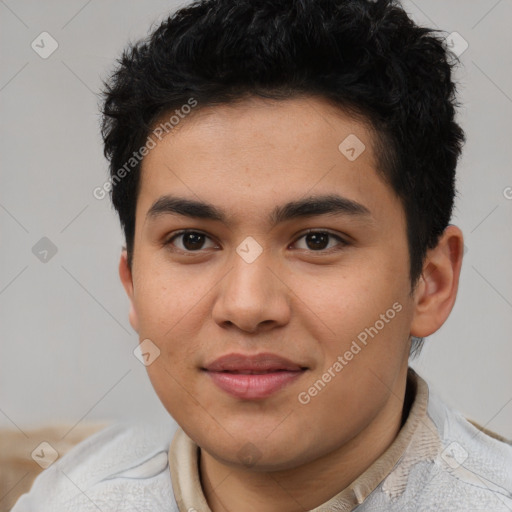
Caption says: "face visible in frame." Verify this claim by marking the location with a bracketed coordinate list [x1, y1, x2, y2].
[121, 96, 418, 471]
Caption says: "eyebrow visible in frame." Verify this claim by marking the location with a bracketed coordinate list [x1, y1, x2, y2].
[146, 194, 373, 228]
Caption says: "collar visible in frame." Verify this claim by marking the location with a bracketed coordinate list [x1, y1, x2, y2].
[168, 368, 432, 511]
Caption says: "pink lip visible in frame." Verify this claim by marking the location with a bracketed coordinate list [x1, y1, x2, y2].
[203, 353, 307, 400]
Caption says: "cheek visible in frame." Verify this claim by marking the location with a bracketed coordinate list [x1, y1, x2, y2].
[133, 263, 193, 333]
[145, 358, 205, 437]
[135, 277, 205, 420]
[305, 268, 386, 336]
[132, 275, 206, 387]
[308, 263, 411, 374]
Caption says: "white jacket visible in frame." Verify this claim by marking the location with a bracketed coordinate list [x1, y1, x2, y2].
[12, 371, 512, 511]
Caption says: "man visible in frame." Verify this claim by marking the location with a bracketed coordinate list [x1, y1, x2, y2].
[13, 0, 512, 510]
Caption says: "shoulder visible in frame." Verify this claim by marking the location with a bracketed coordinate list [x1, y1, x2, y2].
[429, 388, 512, 475]
[421, 387, 512, 510]
[12, 415, 179, 512]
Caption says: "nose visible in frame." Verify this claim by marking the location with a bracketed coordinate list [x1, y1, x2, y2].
[211, 248, 291, 334]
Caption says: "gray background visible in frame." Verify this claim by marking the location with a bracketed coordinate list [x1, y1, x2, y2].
[1, 0, 511, 439]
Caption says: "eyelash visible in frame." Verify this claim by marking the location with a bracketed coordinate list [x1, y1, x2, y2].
[163, 229, 349, 255]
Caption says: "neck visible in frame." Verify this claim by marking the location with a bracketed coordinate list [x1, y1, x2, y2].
[200, 369, 411, 512]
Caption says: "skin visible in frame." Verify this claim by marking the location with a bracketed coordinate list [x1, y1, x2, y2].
[119, 96, 464, 511]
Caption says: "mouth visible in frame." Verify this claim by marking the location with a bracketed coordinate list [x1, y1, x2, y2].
[202, 353, 308, 400]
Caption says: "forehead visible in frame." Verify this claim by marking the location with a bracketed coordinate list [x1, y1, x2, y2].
[137, 96, 400, 228]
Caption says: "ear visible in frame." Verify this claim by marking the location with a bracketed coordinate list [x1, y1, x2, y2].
[410, 225, 464, 338]
[119, 249, 139, 333]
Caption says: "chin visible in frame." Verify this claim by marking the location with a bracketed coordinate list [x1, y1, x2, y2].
[195, 421, 328, 473]
[205, 442, 310, 473]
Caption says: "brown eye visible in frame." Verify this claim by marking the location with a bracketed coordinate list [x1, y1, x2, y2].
[165, 230, 217, 252]
[304, 232, 329, 250]
[182, 232, 206, 250]
[293, 230, 348, 252]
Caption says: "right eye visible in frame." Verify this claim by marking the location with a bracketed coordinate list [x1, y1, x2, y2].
[164, 230, 219, 253]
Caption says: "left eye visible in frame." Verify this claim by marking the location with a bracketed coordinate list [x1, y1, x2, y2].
[292, 230, 347, 252]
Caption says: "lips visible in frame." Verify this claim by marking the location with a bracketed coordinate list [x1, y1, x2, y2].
[203, 353, 307, 400]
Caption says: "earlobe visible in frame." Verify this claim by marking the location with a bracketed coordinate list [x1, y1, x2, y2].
[410, 225, 464, 338]
[119, 250, 139, 333]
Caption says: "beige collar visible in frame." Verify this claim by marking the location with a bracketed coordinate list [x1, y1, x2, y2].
[169, 368, 431, 511]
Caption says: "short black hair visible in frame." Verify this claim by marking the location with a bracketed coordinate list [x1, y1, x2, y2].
[100, 0, 465, 354]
